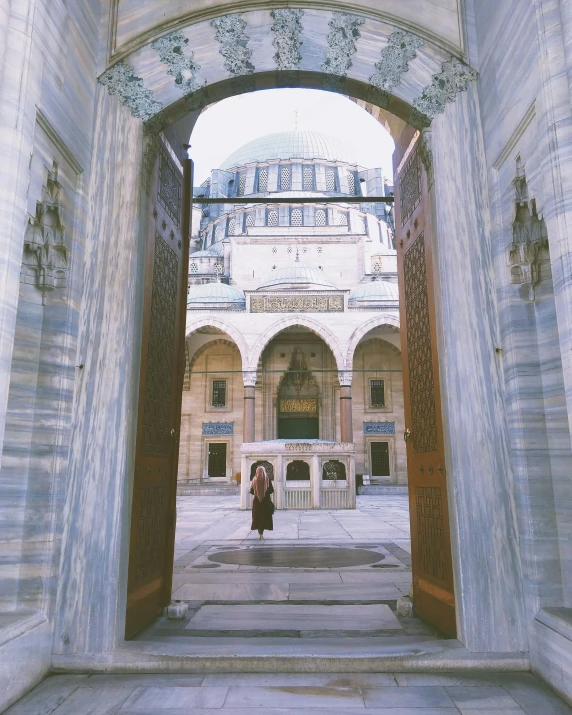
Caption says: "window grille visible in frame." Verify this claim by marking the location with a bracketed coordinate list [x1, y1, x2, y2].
[291, 208, 303, 226]
[228, 217, 236, 235]
[337, 211, 348, 226]
[212, 380, 227, 407]
[371, 442, 390, 477]
[347, 172, 356, 195]
[246, 212, 256, 227]
[303, 165, 314, 190]
[287, 246, 292, 253]
[280, 165, 291, 190]
[317, 246, 323, 253]
[268, 210, 279, 227]
[190, 262, 198, 274]
[238, 173, 246, 196]
[370, 379, 385, 407]
[326, 167, 336, 191]
[257, 167, 268, 192]
[272, 246, 277, 253]
[315, 209, 327, 226]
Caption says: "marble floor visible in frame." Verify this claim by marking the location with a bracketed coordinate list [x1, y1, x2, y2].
[7, 671, 572, 714]
[140, 494, 424, 640]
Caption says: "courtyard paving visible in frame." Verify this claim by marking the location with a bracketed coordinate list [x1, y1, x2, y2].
[7, 495, 572, 713]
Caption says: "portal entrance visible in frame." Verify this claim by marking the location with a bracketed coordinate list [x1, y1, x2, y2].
[207, 443, 227, 478]
[277, 346, 320, 439]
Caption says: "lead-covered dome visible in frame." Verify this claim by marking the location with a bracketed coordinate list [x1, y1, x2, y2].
[187, 282, 245, 309]
[220, 131, 358, 170]
[349, 280, 399, 307]
[257, 262, 335, 291]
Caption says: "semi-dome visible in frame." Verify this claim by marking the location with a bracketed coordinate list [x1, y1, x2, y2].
[257, 262, 335, 291]
[187, 281, 245, 309]
[348, 280, 399, 307]
[220, 131, 358, 170]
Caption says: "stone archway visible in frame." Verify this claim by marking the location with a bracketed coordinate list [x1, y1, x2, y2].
[346, 314, 401, 370]
[56, 2, 529, 662]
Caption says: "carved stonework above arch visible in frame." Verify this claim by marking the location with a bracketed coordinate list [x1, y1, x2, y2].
[346, 315, 401, 369]
[186, 316, 249, 369]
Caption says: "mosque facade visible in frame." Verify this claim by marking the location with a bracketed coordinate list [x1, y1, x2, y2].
[180, 131, 406, 506]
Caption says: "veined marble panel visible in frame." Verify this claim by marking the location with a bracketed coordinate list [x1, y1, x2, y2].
[110, 0, 464, 58]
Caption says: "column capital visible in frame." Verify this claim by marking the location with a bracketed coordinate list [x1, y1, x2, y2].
[338, 370, 353, 387]
[243, 371, 257, 388]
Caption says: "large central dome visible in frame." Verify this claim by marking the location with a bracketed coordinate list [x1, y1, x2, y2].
[220, 131, 358, 170]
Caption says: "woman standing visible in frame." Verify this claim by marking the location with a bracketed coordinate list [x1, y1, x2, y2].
[250, 465, 274, 539]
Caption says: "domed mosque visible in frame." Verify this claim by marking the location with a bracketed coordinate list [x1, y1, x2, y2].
[181, 130, 407, 509]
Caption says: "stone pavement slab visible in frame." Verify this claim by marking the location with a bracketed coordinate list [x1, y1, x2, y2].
[185, 603, 402, 632]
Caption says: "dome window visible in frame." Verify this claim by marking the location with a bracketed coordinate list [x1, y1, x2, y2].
[316, 209, 327, 226]
[190, 262, 198, 274]
[337, 211, 348, 226]
[246, 212, 256, 227]
[291, 208, 303, 226]
[303, 165, 314, 190]
[257, 167, 268, 192]
[238, 172, 246, 196]
[267, 210, 279, 227]
[280, 165, 291, 190]
[326, 167, 337, 191]
[347, 171, 356, 195]
[228, 217, 236, 236]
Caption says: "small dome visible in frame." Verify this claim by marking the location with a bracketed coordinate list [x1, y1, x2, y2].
[220, 131, 358, 170]
[258, 262, 335, 291]
[349, 280, 399, 307]
[187, 281, 245, 309]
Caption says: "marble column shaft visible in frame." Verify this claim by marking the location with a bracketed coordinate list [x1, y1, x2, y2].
[339, 386, 353, 443]
[243, 386, 256, 443]
[431, 84, 528, 653]
[54, 89, 144, 657]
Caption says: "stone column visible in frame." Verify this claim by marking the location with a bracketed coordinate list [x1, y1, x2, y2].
[311, 454, 321, 509]
[240, 454, 249, 510]
[243, 371, 257, 443]
[275, 454, 284, 510]
[338, 371, 354, 443]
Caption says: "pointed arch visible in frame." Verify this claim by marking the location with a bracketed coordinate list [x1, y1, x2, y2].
[346, 314, 401, 369]
[248, 316, 345, 373]
[186, 316, 249, 371]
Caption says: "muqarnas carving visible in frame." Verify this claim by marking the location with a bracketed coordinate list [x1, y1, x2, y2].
[508, 159, 550, 301]
[22, 162, 69, 304]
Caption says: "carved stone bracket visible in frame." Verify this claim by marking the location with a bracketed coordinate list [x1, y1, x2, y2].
[418, 129, 434, 189]
[151, 31, 205, 94]
[22, 162, 68, 304]
[212, 14, 255, 77]
[413, 58, 478, 119]
[243, 371, 257, 387]
[369, 29, 423, 92]
[321, 12, 364, 76]
[508, 161, 549, 301]
[99, 61, 163, 122]
[338, 371, 353, 387]
[271, 9, 304, 71]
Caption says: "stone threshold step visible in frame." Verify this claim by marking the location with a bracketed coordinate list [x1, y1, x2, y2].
[52, 641, 530, 675]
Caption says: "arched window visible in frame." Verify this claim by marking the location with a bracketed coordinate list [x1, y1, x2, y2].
[303, 165, 314, 190]
[257, 167, 268, 192]
[326, 167, 337, 191]
[347, 172, 356, 195]
[267, 210, 279, 227]
[250, 461, 274, 481]
[322, 460, 347, 481]
[246, 212, 256, 227]
[291, 208, 303, 226]
[238, 172, 247, 196]
[227, 217, 236, 236]
[190, 262, 198, 274]
[280, 165, 291, 190]
[315, 209, 327, 226]
[337, 211, 348, 226]
[286, 460, 310, 481]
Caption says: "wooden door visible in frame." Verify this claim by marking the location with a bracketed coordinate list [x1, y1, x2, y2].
[394, 131, 457, 637]
[125, 143, 192, 638]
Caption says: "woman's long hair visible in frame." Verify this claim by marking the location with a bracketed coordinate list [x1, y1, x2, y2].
[253, 465, 269, 502]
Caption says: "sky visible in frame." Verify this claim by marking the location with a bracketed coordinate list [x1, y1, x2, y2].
[189, 88, 395, 184]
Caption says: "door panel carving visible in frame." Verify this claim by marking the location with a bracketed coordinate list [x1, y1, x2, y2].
[394, 132, 456, 637]
[125, 144, 191, 638]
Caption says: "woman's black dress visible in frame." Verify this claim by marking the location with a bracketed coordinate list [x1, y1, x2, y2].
[250, 482, 274, 531]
